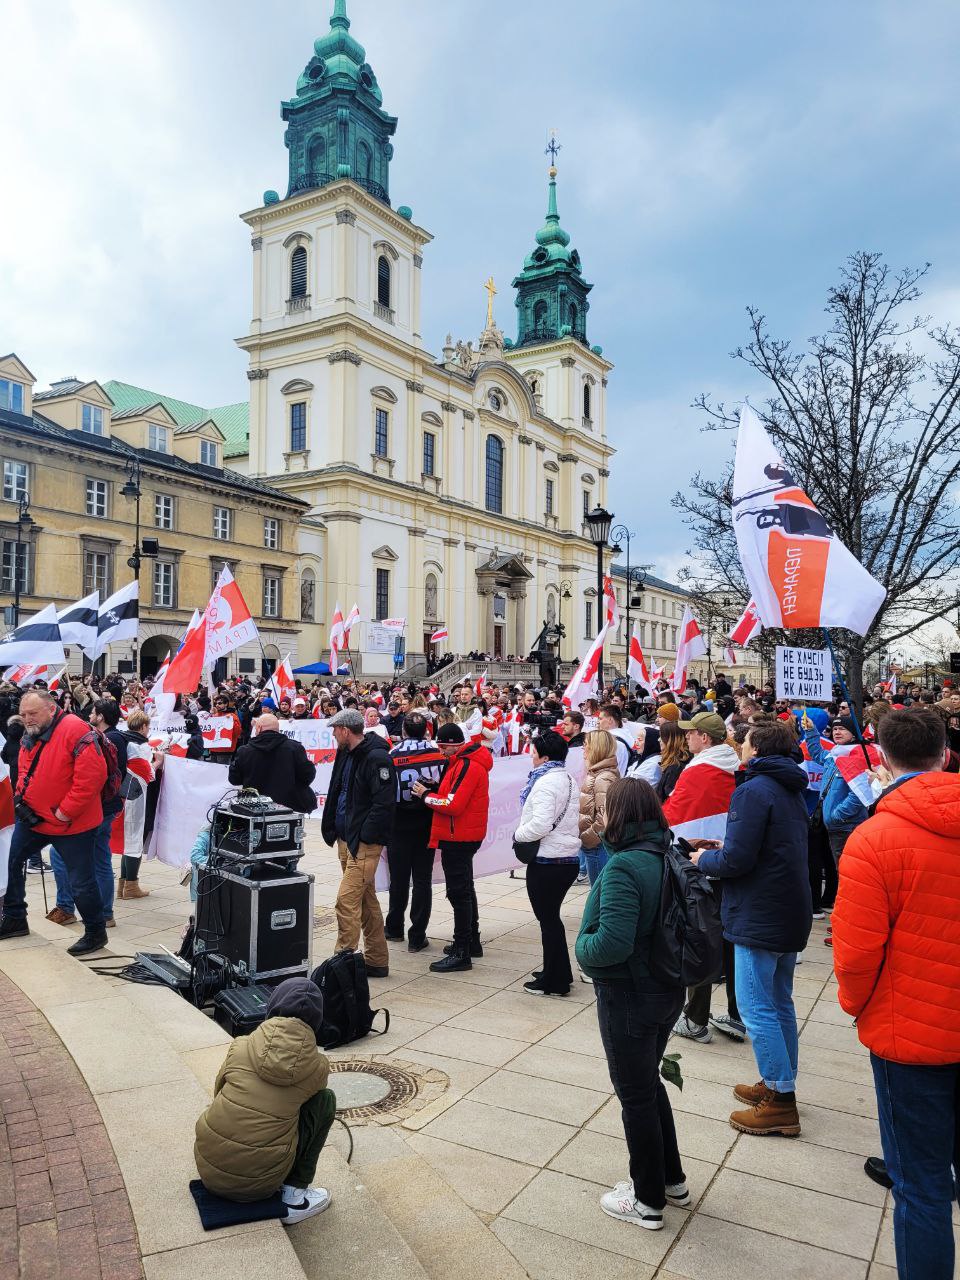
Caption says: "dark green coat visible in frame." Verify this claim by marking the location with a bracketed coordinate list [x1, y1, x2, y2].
[575, 822, 669, 986]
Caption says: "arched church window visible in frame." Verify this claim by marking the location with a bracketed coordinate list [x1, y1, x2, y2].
[377, 255, 391, 308]
[290, 246, 308, 299]
[569, 302, 578, 333]
[307, 135, 326, 177]
[583, 381, 592, 420]
[485, 435, 504, 514]
[533, 300, 548, 337]
[357, 140, 372, 184]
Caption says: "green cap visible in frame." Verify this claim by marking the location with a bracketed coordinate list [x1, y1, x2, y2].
[677, 711, 728, 743]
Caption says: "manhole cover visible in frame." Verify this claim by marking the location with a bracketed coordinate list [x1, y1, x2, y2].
[328, 1057, 449, 1124]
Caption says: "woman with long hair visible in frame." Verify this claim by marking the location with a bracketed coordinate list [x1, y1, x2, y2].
[654, 722, 691, 803]
[113, 708, 156, 900]
[578, 730, 620, 885]
[575, 777, 688, 1232]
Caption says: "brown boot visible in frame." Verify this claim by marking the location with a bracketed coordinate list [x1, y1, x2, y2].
[733, 1080, 774, 1106]
[46, 906, 77, 926]
[123, 880, 150, 899]
[730, 1090, 801, 1136]
[117, 879, 126, 899]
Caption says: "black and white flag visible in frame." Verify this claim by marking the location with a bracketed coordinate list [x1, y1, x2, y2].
[93, 581, 139, 659]
[58, 590, 100, 656]
[0, 603, 66, 667]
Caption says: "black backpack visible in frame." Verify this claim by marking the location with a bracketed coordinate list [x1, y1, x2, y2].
[309, 950, 390, 1049]
[648, 845, 724, 988]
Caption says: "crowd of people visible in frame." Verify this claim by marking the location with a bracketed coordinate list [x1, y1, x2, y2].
[0, 662, 955, 1275]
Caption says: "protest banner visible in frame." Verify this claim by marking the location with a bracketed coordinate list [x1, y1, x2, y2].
[775, 645, 832, 703]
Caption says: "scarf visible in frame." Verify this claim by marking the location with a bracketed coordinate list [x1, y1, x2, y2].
[519, 758, 565, 807]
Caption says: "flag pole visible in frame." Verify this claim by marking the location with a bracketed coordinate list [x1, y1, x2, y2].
[822, 628, 872, 767]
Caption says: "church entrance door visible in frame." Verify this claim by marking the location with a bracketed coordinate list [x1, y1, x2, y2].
[494, 625, 504, 659]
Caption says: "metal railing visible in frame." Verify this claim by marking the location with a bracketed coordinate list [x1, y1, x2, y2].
[286, 171, 390, 205]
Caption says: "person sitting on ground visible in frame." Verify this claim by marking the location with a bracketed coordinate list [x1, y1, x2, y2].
[194, 977, 335, 1223]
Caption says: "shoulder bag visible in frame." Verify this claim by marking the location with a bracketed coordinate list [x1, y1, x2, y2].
[513, 774, 575, 865]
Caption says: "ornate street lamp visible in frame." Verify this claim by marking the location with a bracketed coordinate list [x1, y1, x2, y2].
[584, 505, 613, 690]
[13, 494, 34, 625]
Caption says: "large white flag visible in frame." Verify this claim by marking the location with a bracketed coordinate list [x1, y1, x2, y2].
[58, 590, 100, 653]
[562, 622, 610, 709]
[627, 623, 652, 688]
[0, 603, 65, 667]
[93, 582, 139, 659]
[671, 606, 707, 693]
[732, 406, 885, 635]
[204, 567, 258, 663]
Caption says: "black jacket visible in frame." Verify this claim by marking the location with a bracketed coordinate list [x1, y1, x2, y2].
[321, 732, 394, 854]
[228, 731, 317, 813]
[1, 721, 24, 791]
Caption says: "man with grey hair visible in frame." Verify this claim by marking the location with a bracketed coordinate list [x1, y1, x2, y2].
[0, 690, 108, 955]
[320, 709, 394, 977]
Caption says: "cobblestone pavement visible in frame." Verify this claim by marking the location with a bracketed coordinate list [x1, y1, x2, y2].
[0, 970, 143, 1280]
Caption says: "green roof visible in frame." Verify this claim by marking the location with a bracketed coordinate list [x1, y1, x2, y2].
[102, 380, 250, 458]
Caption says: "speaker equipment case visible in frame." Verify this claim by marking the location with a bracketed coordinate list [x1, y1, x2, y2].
[213, 983, 274, 1037]
[210, 799, 305, 866]
[195, 866, 314, 982]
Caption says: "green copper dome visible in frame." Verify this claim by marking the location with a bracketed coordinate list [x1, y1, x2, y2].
[513, 165, 592, 348]
[281, 0, 397, 202]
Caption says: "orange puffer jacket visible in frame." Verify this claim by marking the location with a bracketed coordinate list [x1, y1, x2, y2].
[832, 772, 960, 1065]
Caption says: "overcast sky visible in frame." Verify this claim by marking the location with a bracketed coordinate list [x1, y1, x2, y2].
[3, 0, 960, 585]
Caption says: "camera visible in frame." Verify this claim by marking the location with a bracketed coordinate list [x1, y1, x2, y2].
[13, 797, 41, 828]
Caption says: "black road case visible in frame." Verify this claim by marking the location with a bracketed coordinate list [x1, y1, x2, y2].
[195, 865, 314, 983]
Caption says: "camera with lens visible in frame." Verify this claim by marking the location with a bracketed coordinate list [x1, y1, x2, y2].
[13, 797, 41, 828]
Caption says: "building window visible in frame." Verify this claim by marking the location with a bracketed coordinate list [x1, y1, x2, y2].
[671, 625, 678, 649]
[213, 506, 232, 540]
[375, 408, 389, 458]
[154, 493, 174, 531]
[0, 541, 29, 595]
[148, 423, 170, 453]
[585, 600, 593, 639]
[85, 478, 108, 518]
[356, 140, 372, 183]
[200, 439, 218, 467]
[377, 255, 391, 308]
[82, 404, 104, 436]
[545, 477, 554, 515]
[375, 567, 390, 620]
[263, 574, 280, 618]
[0, 380, 24, 413]
[153, 561, 176, 608]
[583, 382, 592, 420]
[289, 402, 306, 453]
[422, 430, 435, 476]
[3, 461, 27, 502]
[264, 517, 280, 550]
[533, 299, 548, 338]
[569, 302, 579, 334]
[485, 435, 504, 513]
[583, 489, 591, 517]
[83, 550, 110, 597]
[290, 246, 307, 298]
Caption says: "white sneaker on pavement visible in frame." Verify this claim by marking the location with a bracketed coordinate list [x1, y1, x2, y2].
[665, 1180, 691, 1207]
[672, 1014, 713, 1043]
[281, 1185, 332, 1223]
[600, 1181, 663, 1230]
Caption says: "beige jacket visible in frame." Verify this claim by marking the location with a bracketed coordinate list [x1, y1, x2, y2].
[578, 755, 620, 850]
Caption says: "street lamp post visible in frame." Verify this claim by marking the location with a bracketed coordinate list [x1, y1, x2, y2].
[121, 454, 143, 674]
[585, 505, 613, 692]
[13, 494, 34, 626]
[558, 580, 572, 665]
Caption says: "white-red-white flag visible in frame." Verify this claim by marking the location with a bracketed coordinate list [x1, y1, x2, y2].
[343, 603, 361, 646]
[264, 654, 295, 704]
[732, 406, 885, 635]
[628, 623, 652, 688]
[3, 663, 47, 687]
[429, 626, 449, 645]
[204, 567, 258, 663]
[729, 598, 762, 649]
[671, 606, 707, 693]
[603, 575, 620, 631]
[329, 602, 345, 672]
[0, 758, 14, 897]
[563, 622, 610, 709]
[47, 666, 67, 692]
[165, 609, 208, 695]
[474, 672, 486, 698]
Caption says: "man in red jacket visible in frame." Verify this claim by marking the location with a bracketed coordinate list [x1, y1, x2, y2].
[411, 722, 492, 973]
[833, 709, 960, 1280]
[0, 691, 108, 955]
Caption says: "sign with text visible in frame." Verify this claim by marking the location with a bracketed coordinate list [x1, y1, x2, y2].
[775, 645, 832, 703]
[365, 622, 400, 653]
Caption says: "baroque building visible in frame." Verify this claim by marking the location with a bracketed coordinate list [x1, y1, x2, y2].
[231, 0, 617, 674]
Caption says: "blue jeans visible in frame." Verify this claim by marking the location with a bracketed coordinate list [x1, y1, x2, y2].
[583, 845, 608, 885]
[871, 1055, 960, 1280]
[51, 814, 115, 918]
[734, 945, 799, 1092]
[4, 822, 104, 930]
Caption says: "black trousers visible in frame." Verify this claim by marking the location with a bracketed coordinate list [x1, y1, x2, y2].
[525, 859, 579, 993]
[385, 827, 436, 945]
[684, 881, 738, 1025]
[808, 816, 837, 910]
[596, 984, 686, 1210]
[439, 841, 481, 949]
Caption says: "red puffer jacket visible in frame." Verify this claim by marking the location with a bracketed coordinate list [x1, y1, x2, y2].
[17, 711, 107, 836]
[832, 772, 960, 1065]
[424, 742, 492, 845]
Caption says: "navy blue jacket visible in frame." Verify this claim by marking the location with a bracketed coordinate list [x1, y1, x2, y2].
[696, 754, 813, 953]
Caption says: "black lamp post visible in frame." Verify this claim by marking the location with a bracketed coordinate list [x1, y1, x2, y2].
[120, 454, 143, 672]
[585, 505, 613, 691]
[13, 494, 34, 626]
[559, 580, 572, 664]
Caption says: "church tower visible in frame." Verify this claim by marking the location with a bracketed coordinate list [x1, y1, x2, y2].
[282, 0, 398, 202]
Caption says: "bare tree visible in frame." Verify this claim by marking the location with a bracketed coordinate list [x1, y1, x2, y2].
[674, 252, 960, 707]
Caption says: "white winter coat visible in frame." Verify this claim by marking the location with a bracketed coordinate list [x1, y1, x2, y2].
[514, 767, 582, 860]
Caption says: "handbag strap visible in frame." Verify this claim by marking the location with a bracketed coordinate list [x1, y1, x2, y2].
[16, 713, 59, 801]
[548, 775, 575, 835]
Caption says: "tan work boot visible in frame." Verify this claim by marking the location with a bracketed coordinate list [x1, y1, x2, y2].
[733, 1081, 773, 1106]
[122, 880, 150, 899]
[117, 878, 126, 899]
[730, 1091, 801, 1136]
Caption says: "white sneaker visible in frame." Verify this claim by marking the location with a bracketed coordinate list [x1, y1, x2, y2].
[281, 1185, 332, 1223]
[672, 1014, 713, 1043]
[600, 1181, 663, 1230]
[796, 951, 804, 964]
[665, 1180, 691, 1207]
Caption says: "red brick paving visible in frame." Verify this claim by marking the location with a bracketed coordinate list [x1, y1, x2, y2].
[0, 971, 143, 1279]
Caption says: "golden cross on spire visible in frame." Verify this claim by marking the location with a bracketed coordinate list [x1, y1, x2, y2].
[484, 276, 497, 328]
